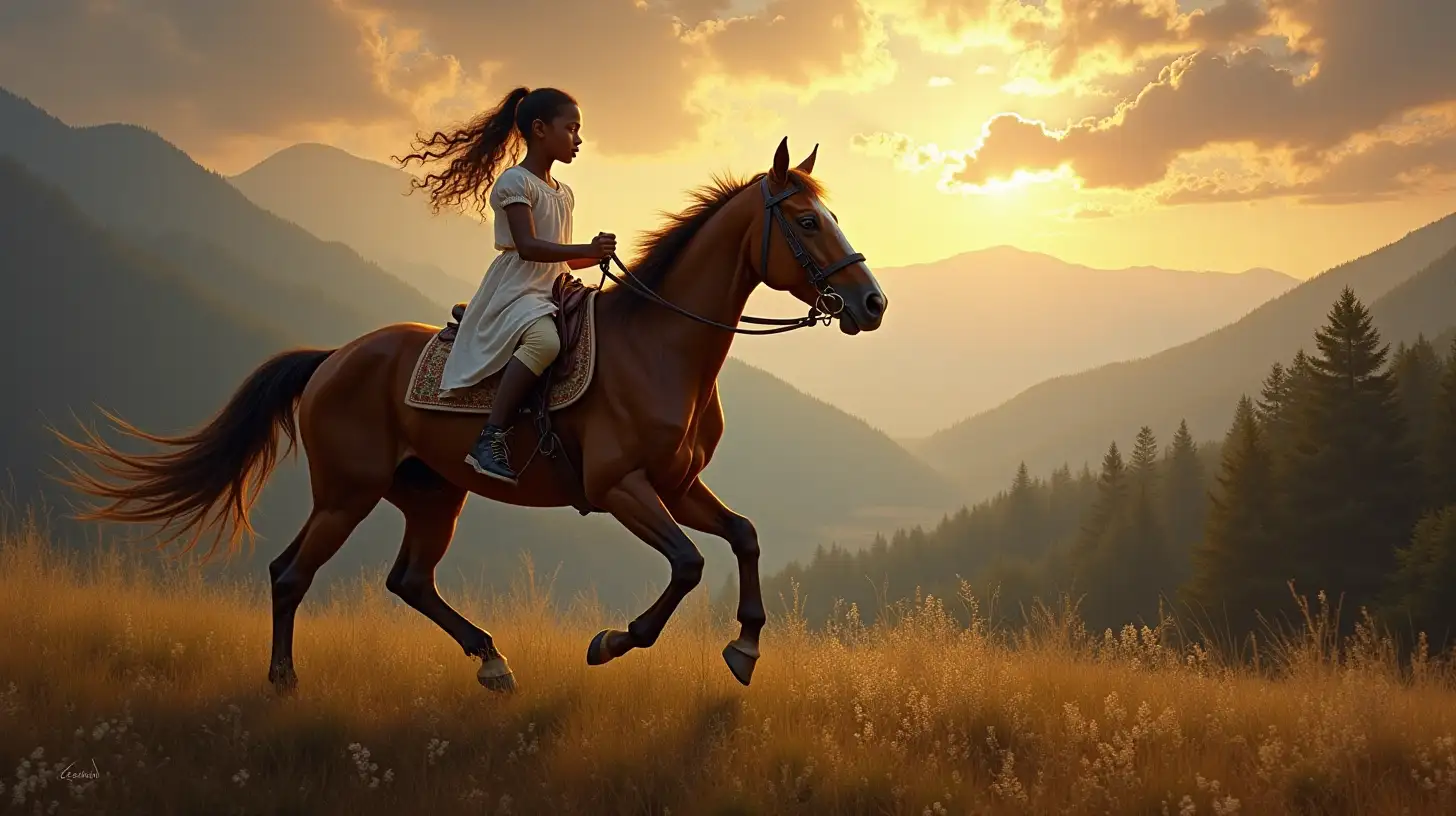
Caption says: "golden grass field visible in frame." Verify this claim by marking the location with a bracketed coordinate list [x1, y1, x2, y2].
[7, 514, 1456, 816]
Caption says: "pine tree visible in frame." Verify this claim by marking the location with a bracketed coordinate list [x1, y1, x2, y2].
[1007, 461, 1044, 557]
[1076, 441, 1163, 629]
[1011, 461, 1033, 492]
[1123, 426, 1170, 614]
[1384, 505, 1456, 648]
[1433, 338, 1456, 509]
[1392, 336, 1445, 512]
[1130, 426, 1160, 489]
[1047, 464, 1083, 552]
[1256, 362, 1290, 428]
[1183, 396, 1282, 639]
[1080, 442, 1127, 555]
[1281, 288, 1423, 616]
[1262, 353, 1317, 469]
[1165, 419, 1207, 584]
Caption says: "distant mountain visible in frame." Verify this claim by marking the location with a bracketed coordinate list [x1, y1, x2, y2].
[0, 88, 442, 341]
[0, 101, 961, 606]
[913, 212, 1456, 501]
[729, 245, 1297, 437]
[229, 143, 488, 308]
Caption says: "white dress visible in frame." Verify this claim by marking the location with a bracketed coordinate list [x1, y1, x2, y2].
[439, 165, 574, 392]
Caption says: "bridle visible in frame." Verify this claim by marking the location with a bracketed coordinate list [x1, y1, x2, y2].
[595, 175, 868, 335]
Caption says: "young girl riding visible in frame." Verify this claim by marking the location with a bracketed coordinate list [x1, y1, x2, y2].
[397, 87, 615, 484]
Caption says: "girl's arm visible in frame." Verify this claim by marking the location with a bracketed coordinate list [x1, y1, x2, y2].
[503, 204, 609, 263]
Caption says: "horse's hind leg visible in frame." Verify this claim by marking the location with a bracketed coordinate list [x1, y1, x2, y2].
[383, 459, 514, 692]
[585, 469, 705, 667]
[267, 482, 386, 694]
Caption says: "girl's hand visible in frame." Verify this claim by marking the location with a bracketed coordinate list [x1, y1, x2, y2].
[590, 232, 617, 259]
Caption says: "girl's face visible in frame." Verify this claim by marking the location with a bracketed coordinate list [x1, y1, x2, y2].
[533, 104, 583, 164]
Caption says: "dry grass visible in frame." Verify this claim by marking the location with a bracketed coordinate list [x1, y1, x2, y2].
[6, 517, 1456, 815]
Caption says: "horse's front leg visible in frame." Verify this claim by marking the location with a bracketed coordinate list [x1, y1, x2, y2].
[585, 469, 706, 666]
[664, 477, 764, 685]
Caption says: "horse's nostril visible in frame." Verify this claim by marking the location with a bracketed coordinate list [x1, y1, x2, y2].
[864, 292, 886, 318]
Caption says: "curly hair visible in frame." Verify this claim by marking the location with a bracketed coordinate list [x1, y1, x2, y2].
[394, 87, 578, 216]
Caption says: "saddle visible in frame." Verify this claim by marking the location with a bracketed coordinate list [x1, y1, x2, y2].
[440, 273, 601, 516]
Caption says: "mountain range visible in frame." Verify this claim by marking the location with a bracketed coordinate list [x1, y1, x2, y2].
[913, 212, 1456, 500]
[229, 143, 489, 308]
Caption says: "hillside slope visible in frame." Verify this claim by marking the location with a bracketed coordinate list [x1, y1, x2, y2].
[0, 88, 442, 342]
[230, 143, 488, 308]
[914, 212, 1456, 499]
[1370, 245, 1456, 346]
[0, 157, 292, 513]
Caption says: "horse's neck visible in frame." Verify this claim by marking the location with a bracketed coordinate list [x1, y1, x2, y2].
[639, 199, 758, 383]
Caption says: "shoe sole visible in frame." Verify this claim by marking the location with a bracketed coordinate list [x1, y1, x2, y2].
[465, 454, 519, 485]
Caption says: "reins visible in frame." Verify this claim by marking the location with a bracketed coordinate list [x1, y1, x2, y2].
[594, 253, 829, 335]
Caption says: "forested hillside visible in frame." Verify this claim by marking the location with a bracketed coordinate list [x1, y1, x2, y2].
[767, 289, 1456, 652]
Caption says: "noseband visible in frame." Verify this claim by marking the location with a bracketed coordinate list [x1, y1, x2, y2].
[596, 175, 868, 335]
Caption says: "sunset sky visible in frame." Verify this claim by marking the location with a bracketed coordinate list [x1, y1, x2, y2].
[1, 0, 1453, 279]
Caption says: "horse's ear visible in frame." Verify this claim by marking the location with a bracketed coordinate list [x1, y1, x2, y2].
[771, 136, 790, 184]
[795, 143, 819, 175]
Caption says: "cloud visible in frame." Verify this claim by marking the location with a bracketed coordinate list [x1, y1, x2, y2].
[1161, 127, 1456, 205]
[850, 131, 959, 174]
[690, 0, 895, 95]
[869, 0, 1269, 92]
[865, 0, 1456, 205]
[0, 0, 402, 142]
[0, 0, 894, 164]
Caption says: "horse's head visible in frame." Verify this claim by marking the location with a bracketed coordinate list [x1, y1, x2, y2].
[753, 138, 887, 334]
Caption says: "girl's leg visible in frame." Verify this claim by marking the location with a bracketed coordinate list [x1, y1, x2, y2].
[466, 315, 562, 483]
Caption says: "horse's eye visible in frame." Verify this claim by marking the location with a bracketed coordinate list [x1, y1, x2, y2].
[797, 215, 818, 231]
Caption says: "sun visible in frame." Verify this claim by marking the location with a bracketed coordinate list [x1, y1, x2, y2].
[951, 166, 1073, 196]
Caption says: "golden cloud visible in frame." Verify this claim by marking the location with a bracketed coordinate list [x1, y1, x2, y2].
[867, 0, 1268, 95]
[689, 0, 895, 95]
[860, 0, 1456, 206]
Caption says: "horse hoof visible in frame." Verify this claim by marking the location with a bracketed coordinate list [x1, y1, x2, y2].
[587, 629, 625, 666]
[269, 667, 299, 696]
[477, 656, 516, 694]
[722, 638, 759, 686]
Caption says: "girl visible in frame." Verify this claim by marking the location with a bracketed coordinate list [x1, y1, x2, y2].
[397, 86, 616, 484]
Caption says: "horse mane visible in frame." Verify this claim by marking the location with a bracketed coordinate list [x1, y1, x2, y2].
[615, 168, 826, 299]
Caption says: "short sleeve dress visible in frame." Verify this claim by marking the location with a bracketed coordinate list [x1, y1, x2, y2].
[439, 165, 575, 393]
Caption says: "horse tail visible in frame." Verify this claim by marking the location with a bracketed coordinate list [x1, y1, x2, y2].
[52, 348, 336, 560]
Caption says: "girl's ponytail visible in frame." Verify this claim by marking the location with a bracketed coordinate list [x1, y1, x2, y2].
[395, 86, 534, 216]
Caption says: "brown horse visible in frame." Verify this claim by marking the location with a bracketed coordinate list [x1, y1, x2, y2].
[57, 138, 887, 694]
